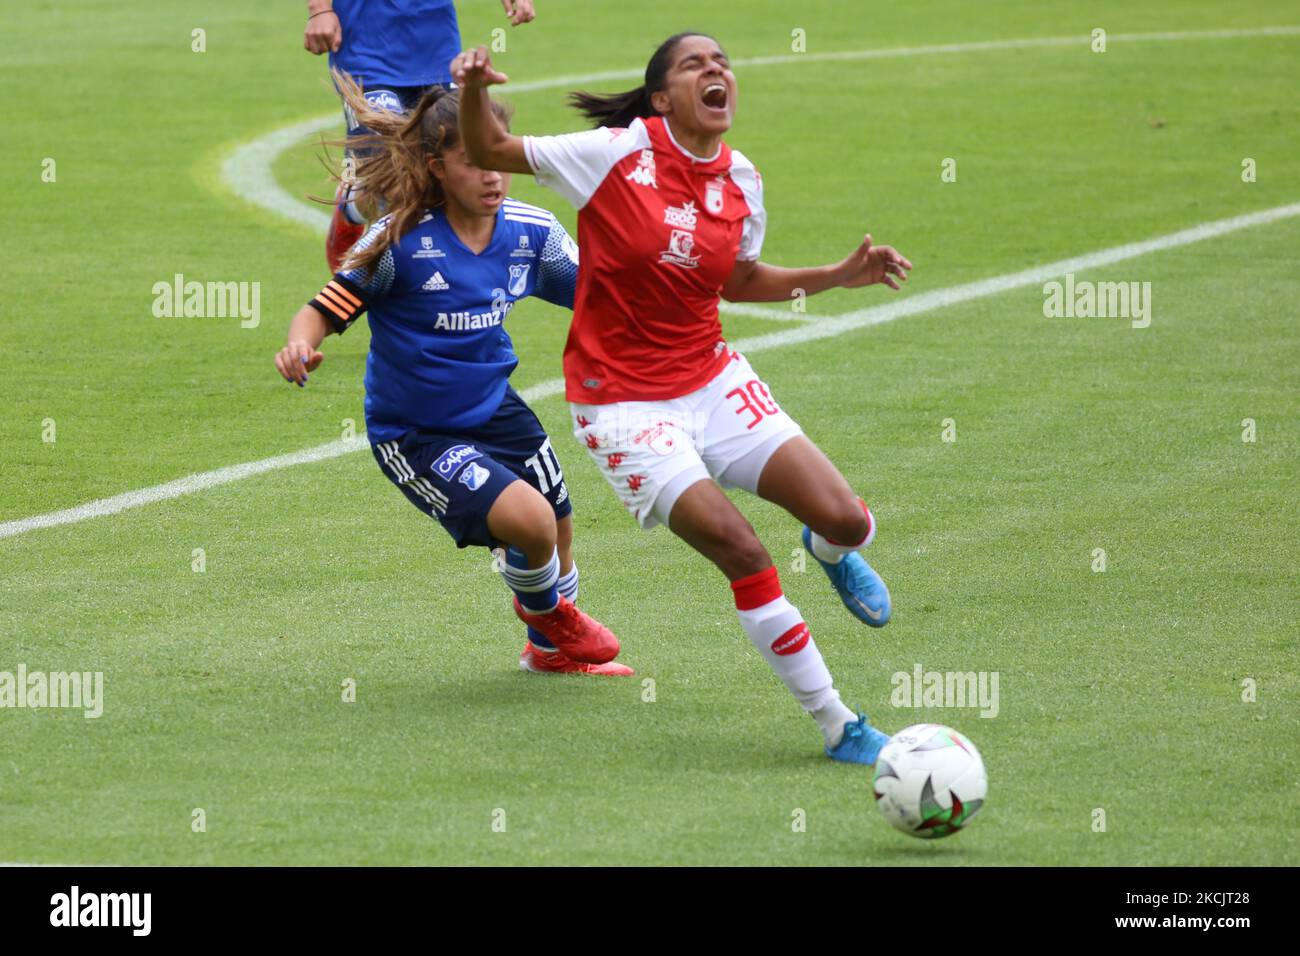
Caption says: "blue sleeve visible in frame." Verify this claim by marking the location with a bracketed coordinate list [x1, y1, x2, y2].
[309, 220, 397, 333]
[338, 220, 397, 300]
[532, 219, 579, 310]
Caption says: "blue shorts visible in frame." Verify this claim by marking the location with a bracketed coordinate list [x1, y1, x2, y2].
[369, 387, 572, 549]
[342, 83, 451, 140]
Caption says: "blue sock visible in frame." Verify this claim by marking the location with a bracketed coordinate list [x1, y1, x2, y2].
[503, 547, 560, 650]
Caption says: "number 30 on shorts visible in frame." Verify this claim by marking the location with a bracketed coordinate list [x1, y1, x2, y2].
[524, 438, 564, 492]
[726, 380, 781, 430]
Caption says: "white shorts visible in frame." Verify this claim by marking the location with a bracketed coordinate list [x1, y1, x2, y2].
[571, 351, 804, 529]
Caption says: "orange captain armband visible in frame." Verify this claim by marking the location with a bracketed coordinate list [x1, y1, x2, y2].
[308, 277, 366, 333]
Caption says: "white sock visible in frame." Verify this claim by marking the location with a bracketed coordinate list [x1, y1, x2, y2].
[812, 700, 858, 748]
[732, 566, 853, 746]
[808, 500, 875, 565]
[343, 198, 366, 225]
[557, 564, 579, 604]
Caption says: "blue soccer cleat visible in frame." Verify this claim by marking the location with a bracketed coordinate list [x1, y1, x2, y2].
[802, 526, 891, 627]
[825, 714, 891, 766]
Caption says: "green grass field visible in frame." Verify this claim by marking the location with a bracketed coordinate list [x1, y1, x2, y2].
[2, 1, 1297, 865]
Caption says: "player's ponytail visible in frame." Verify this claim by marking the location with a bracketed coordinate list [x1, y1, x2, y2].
[324, 71, 512, 276]
[568, 86, 655, 130]
[568, 31, 715, 129]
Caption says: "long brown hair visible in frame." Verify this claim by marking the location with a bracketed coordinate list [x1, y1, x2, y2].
[328, 70, 512, 274]
[568, 32, 716, 128]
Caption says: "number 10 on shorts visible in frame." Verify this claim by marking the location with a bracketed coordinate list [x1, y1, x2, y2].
[727, 380, 780, 430]
[525, 438, 564, 492]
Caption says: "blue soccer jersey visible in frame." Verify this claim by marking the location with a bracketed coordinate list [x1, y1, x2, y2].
[307, 199, 580, 444]
[329, 0, 461, 88]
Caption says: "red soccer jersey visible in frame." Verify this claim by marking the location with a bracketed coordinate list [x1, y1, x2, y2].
[524, 115, 766, 404]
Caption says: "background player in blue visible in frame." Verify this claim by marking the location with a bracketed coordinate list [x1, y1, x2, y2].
[303, 0, 538, 270]
[274, 79, 630, 676]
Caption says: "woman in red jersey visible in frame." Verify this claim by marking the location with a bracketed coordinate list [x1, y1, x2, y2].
[452, 33, 912, 765]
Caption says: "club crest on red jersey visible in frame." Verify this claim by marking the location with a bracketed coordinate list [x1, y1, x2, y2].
[705, 176, 726, 215]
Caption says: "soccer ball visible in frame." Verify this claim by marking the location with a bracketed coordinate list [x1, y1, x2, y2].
[872, 724, 987, 839]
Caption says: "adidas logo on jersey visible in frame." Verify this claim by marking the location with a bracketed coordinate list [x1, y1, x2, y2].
[422, 271, 450, 291]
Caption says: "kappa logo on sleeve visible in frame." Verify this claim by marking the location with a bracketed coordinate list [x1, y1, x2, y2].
[432, 444, 483, 481]
[625, 149, 658, 188]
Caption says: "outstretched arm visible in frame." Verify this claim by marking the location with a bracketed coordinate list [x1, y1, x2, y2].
[722, 233, 912, 302]
[451, 46, 532, 173]
[275, 306, 330, 387]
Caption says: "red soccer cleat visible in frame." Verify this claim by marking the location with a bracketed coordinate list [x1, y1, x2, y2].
[519, 643, 635, 676]
[512, 595, 620, 664]
[326, 186, 365, 273]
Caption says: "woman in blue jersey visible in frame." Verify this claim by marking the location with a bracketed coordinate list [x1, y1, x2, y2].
[274, 77, 629, 676]
[303, 0, 538, 270]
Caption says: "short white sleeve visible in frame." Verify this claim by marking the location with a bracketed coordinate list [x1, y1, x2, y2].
[730, 149, 766, 262]
[523, 120, 650, 209]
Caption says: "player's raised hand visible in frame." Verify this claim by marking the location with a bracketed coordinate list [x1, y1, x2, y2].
[838, 234, 913, 291]
[451, 46, 510, 89]
[304, 9, 342, 55]
[500, 0, 536, 26]
[275, 340, 325, 387]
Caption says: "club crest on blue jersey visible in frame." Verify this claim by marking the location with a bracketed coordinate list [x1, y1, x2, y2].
[507, 263, 531, 297]
[432, 444, 482, 481]
[459, 461, 491, 491]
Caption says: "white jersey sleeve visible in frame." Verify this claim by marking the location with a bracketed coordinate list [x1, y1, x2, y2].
[523, 119, 651, 209]
[729, 149, 766, 262]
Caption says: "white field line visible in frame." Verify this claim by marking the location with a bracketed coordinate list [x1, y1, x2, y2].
[5, 199, 1299, 542]
[5, 26, 1297, 543]
[733, 202, 1300, 351]
[2, 437, 371, 540]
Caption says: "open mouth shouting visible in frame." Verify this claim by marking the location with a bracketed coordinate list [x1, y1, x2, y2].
[701, 81, 729, 115]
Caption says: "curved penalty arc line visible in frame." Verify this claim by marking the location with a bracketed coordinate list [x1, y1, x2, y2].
[220, 25, 1300, 233]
